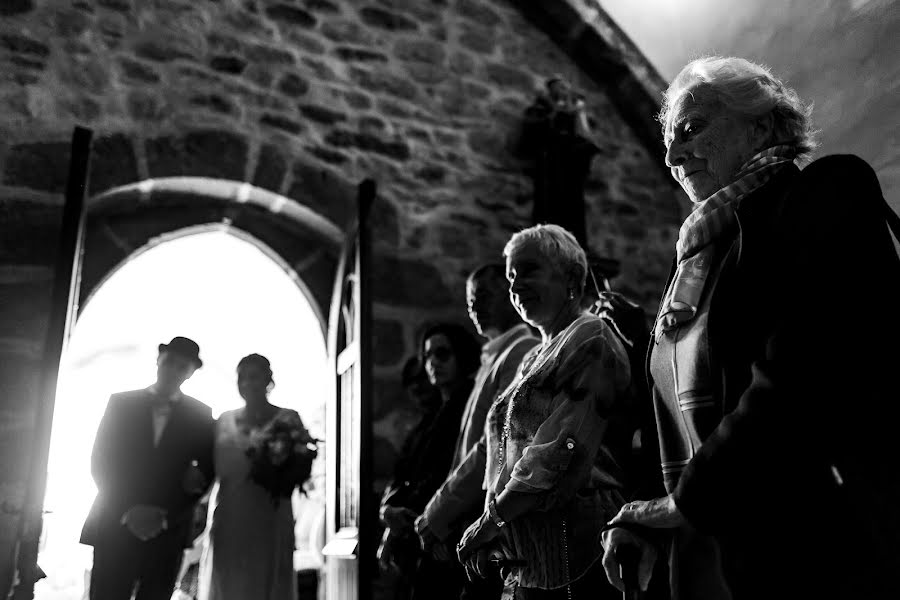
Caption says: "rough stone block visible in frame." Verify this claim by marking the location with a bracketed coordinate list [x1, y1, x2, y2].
[223, 9, 276, 36]
[358, 6, 418, 31]
[64, 96, 101, 123]
[321, 19, 374, 45]
[252, 143, 289, 192]
[443, 150, 468, 170]
[288, 32, 327, 55]
[439, 85, 485, 118]
[341, 90, 373, 110]
[134, 38, 198, 62]
[9, 55, 44, 71]
[2, 141, 69, 193]
[89, 133, 139, 195]
[209, 55, 247, 74]
[259, 113, 304, 135]
[393, 39, 445, 65]
[244, 64, 275, 88]
[306, 146, 350, 166]
[404, 127, 431, 142]
[118, 57, 161, 83]
[404, 62, 447, 85]
[465, 81, 493, 100]
[207, 32, 244, 55]
[53, 8, 92, 36]
[359, 116, 387, 132]
[175, 64, 222, 85]
[265, 4, 317, 28]
[245, 43, 295, 65]
[415, 163, 446, 184]
[483, 63, 535, 94]
[277, 72, 310, 97]
[325, 129, 410, 161]
[348, 67, 418, 102]
[434, 130, 462, 147]
[126, 90, 165, 122]
[459, 27, 496, 54]
[376, 98, 413, 119]
[145, 130, 249, 180]
[300, 58, 336, 82]
[456, 0, 503, 27]
[60, 55, 111, 92]
[448, 51, 475, 75]
[287, 161, 353, 227]
[189, 93, 237, 115]
[97, 0, 132, 11]
[334, 47, 388, 63]
[305, 0, 341, 13]
[0, 0, 34, 16]
[98, 13, 126, 49]
[0, 33, 49, 58]
[298, 103, 347, 125]
[371, 254, 452, 307]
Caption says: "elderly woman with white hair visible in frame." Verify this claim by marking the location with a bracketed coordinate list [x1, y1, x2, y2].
[601, 57, 900, 599]
[456, 224, 634, 600]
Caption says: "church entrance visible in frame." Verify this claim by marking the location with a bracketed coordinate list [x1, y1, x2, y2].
[33, 230, 328, 600]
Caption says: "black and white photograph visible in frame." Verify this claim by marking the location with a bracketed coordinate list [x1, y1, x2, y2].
[0, 1, 898, 599]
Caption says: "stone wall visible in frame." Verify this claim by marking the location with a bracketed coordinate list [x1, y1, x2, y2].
[0, 0, 686, 587]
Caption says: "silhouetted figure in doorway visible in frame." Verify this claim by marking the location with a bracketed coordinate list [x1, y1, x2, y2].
[81, 337, 215, 600]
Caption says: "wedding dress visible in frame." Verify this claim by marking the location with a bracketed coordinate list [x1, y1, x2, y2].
[197, 408, 298, 600]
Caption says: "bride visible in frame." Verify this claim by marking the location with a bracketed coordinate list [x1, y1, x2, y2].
[198, 354, 316, 600]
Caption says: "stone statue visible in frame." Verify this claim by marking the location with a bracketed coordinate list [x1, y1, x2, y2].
[517, 76, 600, 249]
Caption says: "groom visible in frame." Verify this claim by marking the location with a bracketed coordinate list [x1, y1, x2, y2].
[81, 336, 215, 600]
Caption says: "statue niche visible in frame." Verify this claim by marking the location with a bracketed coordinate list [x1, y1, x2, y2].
[517, 76, 599, 249]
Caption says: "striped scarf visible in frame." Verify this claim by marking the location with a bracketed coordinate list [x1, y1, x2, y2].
[655, 145, 797, 339]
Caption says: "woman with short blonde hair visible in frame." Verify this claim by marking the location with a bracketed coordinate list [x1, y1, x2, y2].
[457, 224, 633, 600]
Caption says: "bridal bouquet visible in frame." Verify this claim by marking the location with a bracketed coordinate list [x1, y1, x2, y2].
[246, 411, 318, 504]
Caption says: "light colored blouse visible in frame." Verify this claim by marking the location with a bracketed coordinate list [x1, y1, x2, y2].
[485, 313, 632, 589]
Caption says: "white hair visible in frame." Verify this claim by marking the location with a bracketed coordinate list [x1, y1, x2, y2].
[660, 56, 817, 160]
[502, 224, 588, 292]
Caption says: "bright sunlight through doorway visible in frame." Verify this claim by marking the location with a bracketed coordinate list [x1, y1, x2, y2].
[34, 229, 329, 600]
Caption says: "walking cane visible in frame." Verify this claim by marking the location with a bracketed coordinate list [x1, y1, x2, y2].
[615, 545, 642, 600]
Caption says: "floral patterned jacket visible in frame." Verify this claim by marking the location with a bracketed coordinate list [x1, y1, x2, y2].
[485, 313, 633, 589]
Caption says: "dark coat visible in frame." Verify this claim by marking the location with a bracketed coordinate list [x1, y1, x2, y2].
[654, 155, 900, 599]
[80, 388, 215, 548]
[383, 379, 474, 514]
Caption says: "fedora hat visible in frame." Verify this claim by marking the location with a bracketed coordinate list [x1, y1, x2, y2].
[158, 336, 203, 368]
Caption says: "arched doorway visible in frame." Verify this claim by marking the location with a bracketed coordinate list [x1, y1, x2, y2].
[34, 229, 328, 599]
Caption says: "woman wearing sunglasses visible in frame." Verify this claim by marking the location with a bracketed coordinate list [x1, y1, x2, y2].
[378, 323, 481, 600]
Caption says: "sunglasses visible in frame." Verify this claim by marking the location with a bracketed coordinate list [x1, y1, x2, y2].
[424, 347, 454, 362]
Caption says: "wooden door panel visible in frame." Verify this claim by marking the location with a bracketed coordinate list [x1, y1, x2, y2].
[323, 180, 375, 600]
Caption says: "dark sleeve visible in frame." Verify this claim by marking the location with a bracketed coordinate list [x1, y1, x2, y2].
[90, 394, 123, 493]
[674, 155, 900, 532]
[195, 405, 216, 493]
[421, 434, 488, 539]
[406, 391, 472, 512]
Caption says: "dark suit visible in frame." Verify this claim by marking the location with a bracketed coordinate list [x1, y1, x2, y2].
[81, 388, 215, 600]
[656, 155, 900, 599]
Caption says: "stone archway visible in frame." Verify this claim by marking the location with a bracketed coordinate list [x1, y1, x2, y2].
[82, 175, 345, 327]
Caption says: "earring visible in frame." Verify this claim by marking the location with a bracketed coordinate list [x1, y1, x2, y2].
[568, 289, 575, 300]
